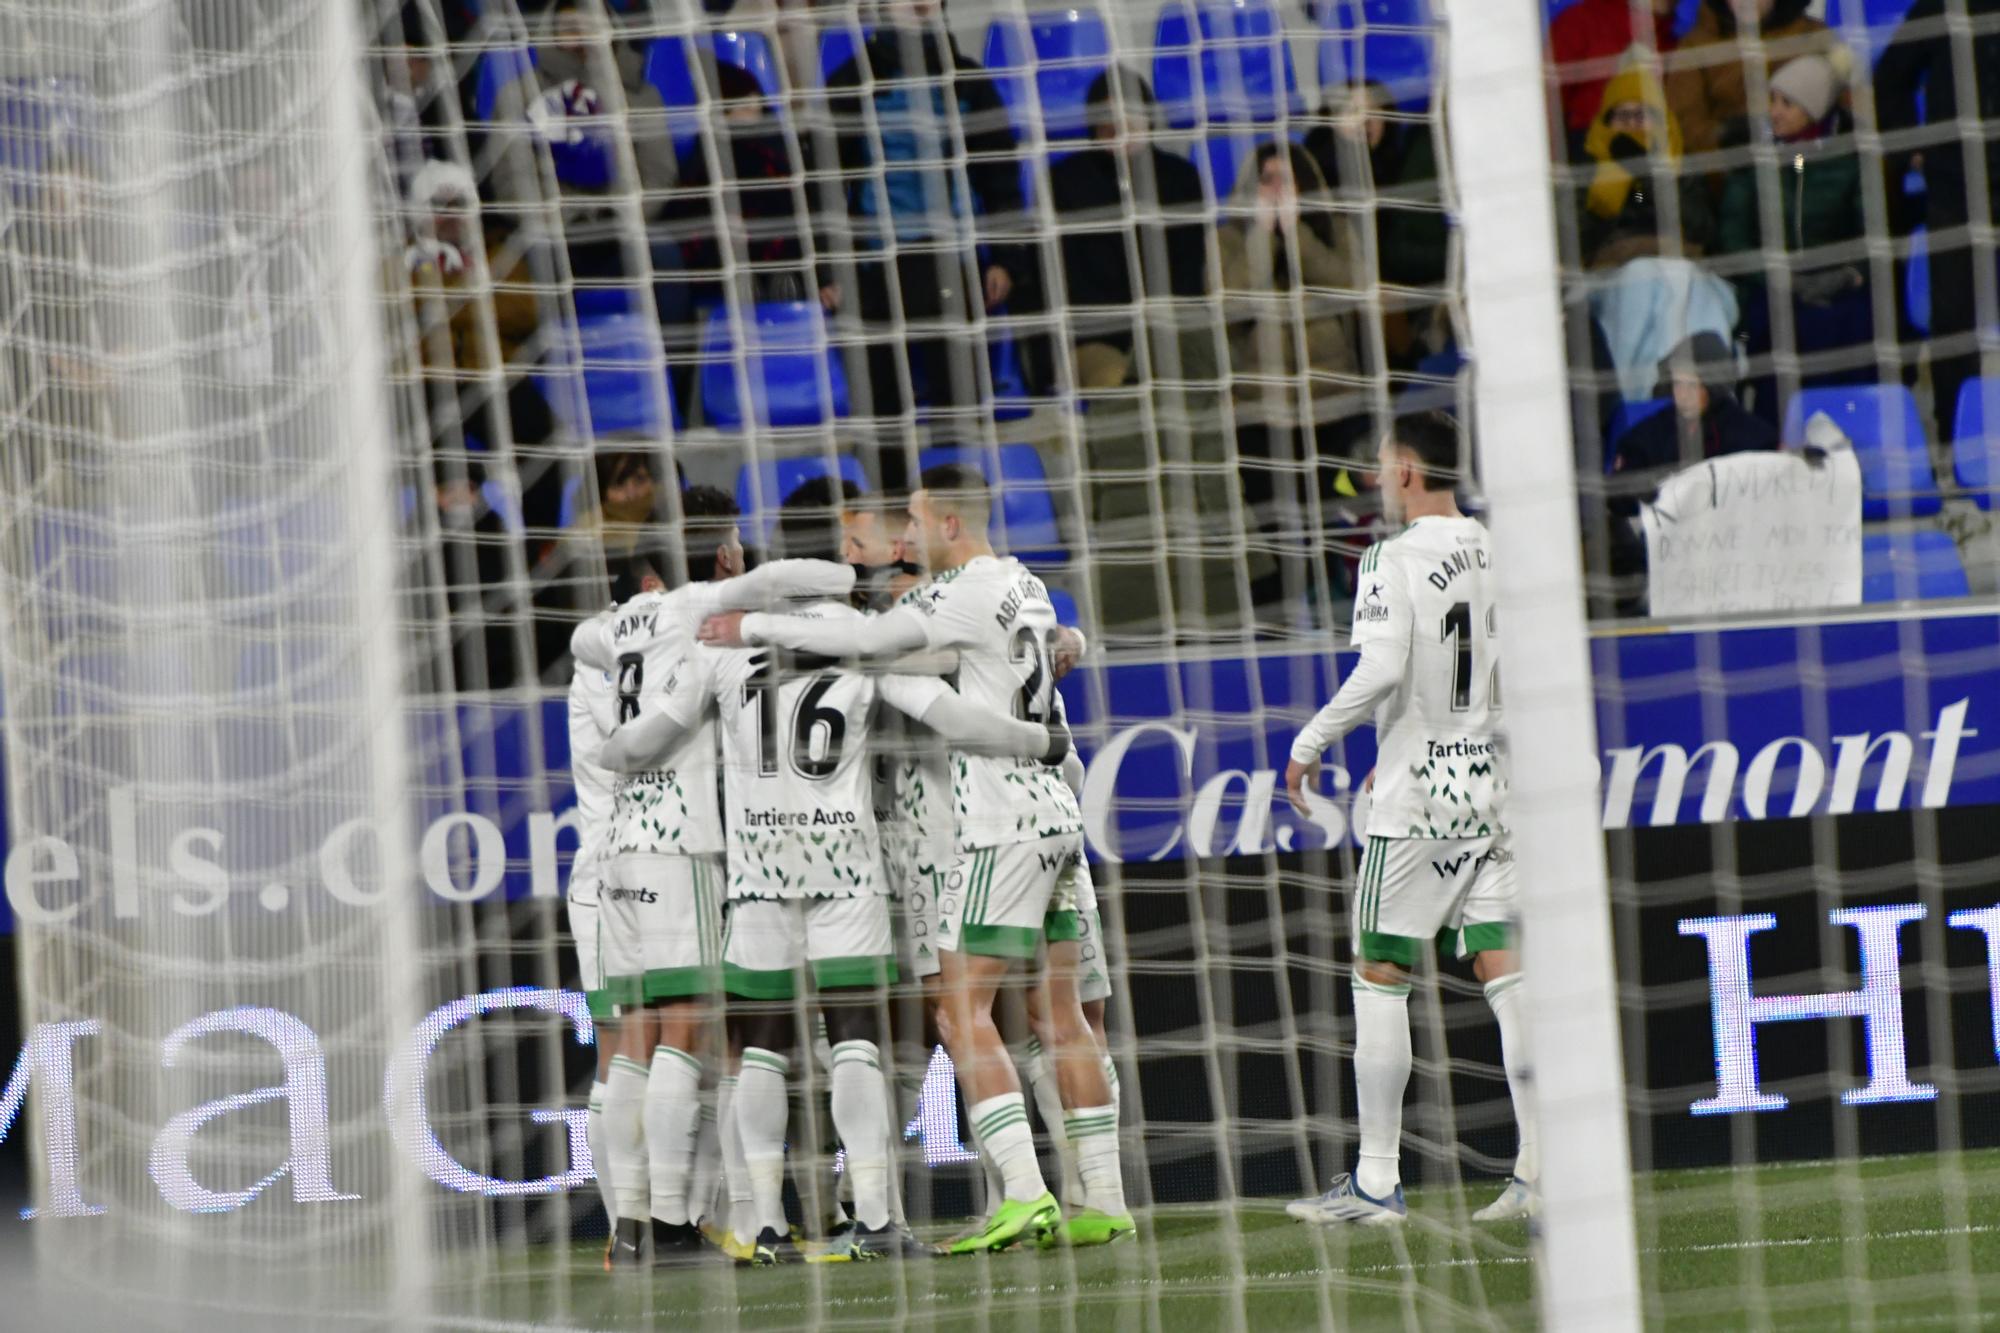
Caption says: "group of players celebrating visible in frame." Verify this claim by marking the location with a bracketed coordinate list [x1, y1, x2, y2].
[563, 464, 1132, 1266]
[561, 411, 1538, 1269]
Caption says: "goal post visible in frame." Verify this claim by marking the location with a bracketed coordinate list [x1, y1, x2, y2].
[1440, 0, 1641, 1325]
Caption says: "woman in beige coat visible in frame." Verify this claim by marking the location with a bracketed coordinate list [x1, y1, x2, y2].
[1215, 141, 1369, 619]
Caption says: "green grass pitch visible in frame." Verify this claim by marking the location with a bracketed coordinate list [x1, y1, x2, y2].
[437, 1151, 2000, 1330]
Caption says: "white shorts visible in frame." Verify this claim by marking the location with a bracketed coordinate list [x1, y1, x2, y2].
[566, 878, 614, 1020]
[723, 895, 897, 1000]
[1354, 833, 1516, 967]
[937, 832, 1084, 961]
[1047, 857, 1111, 1003]
[603, 852, 725, 1004]
[893, 864, 944, 981]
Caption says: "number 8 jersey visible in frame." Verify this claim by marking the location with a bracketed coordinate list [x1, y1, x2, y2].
[908, 555, 1083, 851]
[1351, 515, 1508, 840]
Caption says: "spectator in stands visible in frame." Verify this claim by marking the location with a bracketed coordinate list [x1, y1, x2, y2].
[1551, 0, 1682, 158]
[1577, 65, 1716, 268]
[1046, 69, 1211, 389]
[380, 9, 461, 196]
[529, 447, 680, 671]
[822, 0, 1033, 437]
[1306, 80, 1450, 372]
[1609, 332, 1776, 513]
[1216, 143, 1366, 618]
[430, 453, 523, 691]
[665, 62, 826, 311]
[1666, 0, 1847, 159]
[1716, 54, 1872, 404]
[1873, 0, 2000, 444]
[489, 3, 688, 332]
[404, 159, 551, 448]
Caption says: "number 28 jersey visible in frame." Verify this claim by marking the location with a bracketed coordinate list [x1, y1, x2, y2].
[1353, 516, 1508, 840]
[659, 602, 883, 899]
[908, 555, 1082, 851]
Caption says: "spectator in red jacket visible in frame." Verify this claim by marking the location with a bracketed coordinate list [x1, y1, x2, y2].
[1551, 0, 1680, 153]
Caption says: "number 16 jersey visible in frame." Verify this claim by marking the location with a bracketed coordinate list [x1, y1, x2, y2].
[1352, 516, 1508, 840]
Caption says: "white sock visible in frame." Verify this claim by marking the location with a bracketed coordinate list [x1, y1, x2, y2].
[1484, 972, 1537, 1185]
[1064, 1105, 1127, 1217]
[645, 1045, 704, 1225]
[687, 1087, 720, 1227]
[973, 1118, 1007, 1219]
[1102, 1051, 1120, 1119]
[1352, 975, 1412, 1200]
[716, 1074, 753, 1238]
[586, 1080, 615, 1225]
[605, 1054, 651, 1221]
[1021, 1040, 1083, 1207]
[968, 1093, 1045, 1204]
[736, 1047, 792, 1236]
[830, 1039, 892, 1230]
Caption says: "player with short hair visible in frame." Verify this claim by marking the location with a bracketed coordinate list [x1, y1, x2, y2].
[608, 498, 1072, 1262]
[572, 485, 856, 1266]
[1282, 411, 1534, 1226]
[701, 465, 1134, 1252]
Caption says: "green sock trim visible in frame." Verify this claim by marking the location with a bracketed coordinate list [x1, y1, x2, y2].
[609, 1054, 649, 1077]
[972, 1103, 1028, 1138]
[741, 1048, 792, 1076]
[652, 1044, 702, 1076]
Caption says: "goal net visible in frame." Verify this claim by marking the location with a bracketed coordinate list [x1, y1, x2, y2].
[0, 0, 1993, 1325]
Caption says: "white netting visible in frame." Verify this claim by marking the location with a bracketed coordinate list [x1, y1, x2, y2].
[4, 0, 1998, 1326]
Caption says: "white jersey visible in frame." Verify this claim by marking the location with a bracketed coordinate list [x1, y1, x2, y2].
[573, 586, 728, 858]
[656, 602, 884, 899]
[908, 555, 1083, 851]
[566, 649, 619, 896]
[1352, 515, 1507, 839]
[874, 582, 954, 876]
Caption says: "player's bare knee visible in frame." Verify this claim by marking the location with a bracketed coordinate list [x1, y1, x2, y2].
[1357, 959, 1410, 988]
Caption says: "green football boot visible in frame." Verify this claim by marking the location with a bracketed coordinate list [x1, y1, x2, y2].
[943, 1192, 1061, 1255]
[1049, 1208, 1136, 1248]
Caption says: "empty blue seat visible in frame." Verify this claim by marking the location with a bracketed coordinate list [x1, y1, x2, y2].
[473, 46, 536, 121]
[712, 29, 781, 94]
[480, 480, 524, 534]
[1951, 377, 2000, 508]
[641, 36, 706, 153]
[1781, 386, 1941, 521]
[1906, 223, 1930, 336]
[819, 27, 868, 84]
[1199, 130, 1267, 198]
[1047, 586, 1081, 626]
[700, 302, 849, 429]
[1326, 0, 1434, 108]
[735, 455, 869, 545]
[916, 443, 1066, 562]
[1604, 397, 1673, 472]
[1155, 1, 1301, 129]
[538, 311, 682, 438]
[982, 9, 1113, 140]
[1824, 0, 1919, 67]
[988, 322, 1032, 422]
[1862, 530, 1967, 603]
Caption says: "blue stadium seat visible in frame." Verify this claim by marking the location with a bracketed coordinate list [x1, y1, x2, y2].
[1154, 1, 1302, 129]
[572, 285, 640, 318]
[982, 10, 1113, 140]
[480, 480, 524, 534]
[988, 323, 1032, 422]
[1906, 224, 1931, 335]
[559, 474, 585, 528]
[1951, 377, 2000, 508]
[1047, 586, 1081, 626]
[711, 29, 780, 94]
[0, 78, 91, 198]
[1604, 397, 1673, 472]
[699, 302, 850, 429]
[537, 311, 683, 438]
[641, 36, 706, 154]
[1781, 386, 1941, 521]
[473, 46, 535, 121]
[735, 455, 870, 546]
[1199, 130, 1268, 198]
[1322, 0, 1433, 108]
[916, 443, 1066, 562]
[1824, 0, 1919, 67]
[819, 27, 868, 84]
[1862, 529, 1968, 603]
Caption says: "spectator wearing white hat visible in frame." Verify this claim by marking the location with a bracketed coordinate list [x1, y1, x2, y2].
[1715, 52, 1872, 419]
